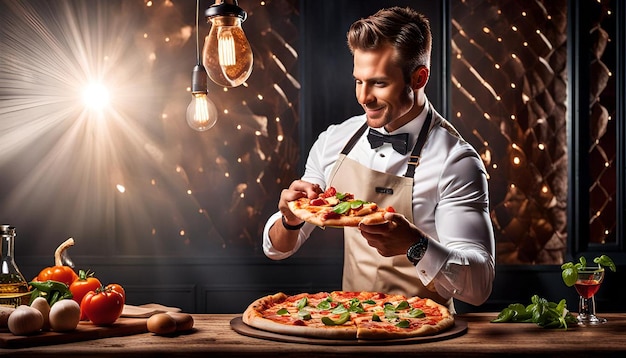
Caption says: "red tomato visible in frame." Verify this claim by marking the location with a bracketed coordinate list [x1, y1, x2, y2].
[70, 270, 102, 305]
[80, 287, 125, 325]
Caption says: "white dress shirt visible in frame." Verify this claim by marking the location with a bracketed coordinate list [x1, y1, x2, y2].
[263, 101, 495, 306]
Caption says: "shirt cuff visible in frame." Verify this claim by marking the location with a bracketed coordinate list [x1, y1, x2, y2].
[415, 238, 450, 285]
[263, 211, 306, 260]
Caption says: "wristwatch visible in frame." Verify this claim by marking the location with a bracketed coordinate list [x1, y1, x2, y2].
[406, 235, 429, 266]
[281, 215, 305, 231]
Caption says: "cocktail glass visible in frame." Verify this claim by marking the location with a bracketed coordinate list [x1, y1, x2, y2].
[574, 266, 606, 325]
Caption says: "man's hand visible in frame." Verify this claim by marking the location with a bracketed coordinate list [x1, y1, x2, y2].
[269, 180, 323, 253]
[358, 212, 424, 257]
[278, 180, 323, 224]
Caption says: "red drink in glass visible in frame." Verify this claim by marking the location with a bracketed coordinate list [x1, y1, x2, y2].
[574, 267, 606, 325]
[574, 279, 601, 299]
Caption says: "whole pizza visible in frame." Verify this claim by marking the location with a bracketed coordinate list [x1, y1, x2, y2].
[287, 187, 395, 228]
[242, 291, 454, 340]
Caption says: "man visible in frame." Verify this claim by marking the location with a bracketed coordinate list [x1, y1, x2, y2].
[262, 7, 495, 312]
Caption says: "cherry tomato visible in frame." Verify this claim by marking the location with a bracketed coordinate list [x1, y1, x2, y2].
[80, 287, 124, 325]
[70, 270, 102, 305]
[36, 266, 78, 286]
[320, 187, 336, 198]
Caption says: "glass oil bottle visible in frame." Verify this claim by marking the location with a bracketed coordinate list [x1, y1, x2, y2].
[0, 225, 29, 307]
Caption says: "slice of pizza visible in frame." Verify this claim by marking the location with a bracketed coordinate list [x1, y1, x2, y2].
[287, 186, 395, 228]
[354, 296, 454, 339]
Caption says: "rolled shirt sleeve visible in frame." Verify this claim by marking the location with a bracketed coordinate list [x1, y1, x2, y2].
[415, 148, 495, 306]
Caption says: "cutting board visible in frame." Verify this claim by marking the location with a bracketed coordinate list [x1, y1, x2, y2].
[0, 317, 148, 348]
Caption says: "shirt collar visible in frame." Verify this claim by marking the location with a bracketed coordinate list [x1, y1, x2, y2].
[379, 100, 430, 147]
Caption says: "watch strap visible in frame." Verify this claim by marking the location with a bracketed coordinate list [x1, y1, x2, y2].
[281, 216, 305, 231]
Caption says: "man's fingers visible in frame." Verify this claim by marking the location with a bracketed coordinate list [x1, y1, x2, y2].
[359, 213, 400, 233]
[287, 180, 322, 199]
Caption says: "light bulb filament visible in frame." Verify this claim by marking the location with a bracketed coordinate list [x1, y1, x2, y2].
[194, 94, 211, 122]
[203, 15, 253, 87]
[218, 29, 236, 66]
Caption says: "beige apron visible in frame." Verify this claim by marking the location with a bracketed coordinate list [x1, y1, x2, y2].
[327, 108, 450, 307]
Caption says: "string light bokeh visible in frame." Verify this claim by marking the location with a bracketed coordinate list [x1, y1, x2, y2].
[587, 0, 617, 245]
[451, 0, 569, 264]
[0, 0, 300, 256]
[451, 0, 618, 263]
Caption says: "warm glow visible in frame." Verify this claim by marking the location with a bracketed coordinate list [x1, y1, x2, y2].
[82, 82, 110, 111]
[203, 16, 253, 87]
[0, 0, 296, 258]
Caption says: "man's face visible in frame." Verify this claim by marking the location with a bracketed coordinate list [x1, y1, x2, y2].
[353, 46, 414, 132]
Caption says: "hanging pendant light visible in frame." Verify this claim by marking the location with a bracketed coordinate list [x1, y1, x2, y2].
[186, 0, 218, 131]
[202, 0, 253, 87]
[186, 64, 218, 131]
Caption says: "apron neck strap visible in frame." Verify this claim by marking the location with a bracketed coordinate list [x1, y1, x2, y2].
[339, 105, 434, 178]
[341, 124, 368, 155]
[404, 106, 433, 178]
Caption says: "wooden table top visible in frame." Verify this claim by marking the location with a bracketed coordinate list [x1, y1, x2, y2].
[2, 312, 626, 357]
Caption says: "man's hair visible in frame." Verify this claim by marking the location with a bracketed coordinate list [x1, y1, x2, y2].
[347, 7, 432, 82]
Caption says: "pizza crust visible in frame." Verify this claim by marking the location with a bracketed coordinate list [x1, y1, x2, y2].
[242, 292, 288, 325]
[247, 312, 357, 339]
[357, 211, 388, 225]
[354, 316, 454, 340]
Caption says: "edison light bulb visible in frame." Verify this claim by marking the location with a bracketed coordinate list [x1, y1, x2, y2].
[203, 14, 253, 87]
[186, 64, 218, 131]
[186, 92, 218, 131]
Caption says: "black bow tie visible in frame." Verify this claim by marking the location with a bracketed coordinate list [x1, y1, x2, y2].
[367, 129, 409, 155]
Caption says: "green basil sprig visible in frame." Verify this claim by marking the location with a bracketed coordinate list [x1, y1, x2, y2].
[491, 295, 577, 330]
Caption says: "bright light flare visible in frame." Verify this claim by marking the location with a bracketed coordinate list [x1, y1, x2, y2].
[0, 0, 189, 248]
[82, 82, 111, 111]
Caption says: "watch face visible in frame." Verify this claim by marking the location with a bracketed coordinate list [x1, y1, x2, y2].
[407, 237, 428, 265]
[411, 245, 424, 259]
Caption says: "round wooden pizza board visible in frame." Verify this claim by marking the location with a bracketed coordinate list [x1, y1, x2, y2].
[230, 317, 467, 346]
